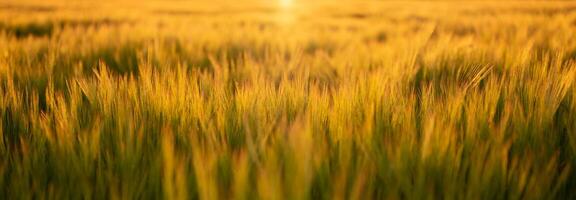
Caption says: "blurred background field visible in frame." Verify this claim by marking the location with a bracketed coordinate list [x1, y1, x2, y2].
[1, 0, 576, 199]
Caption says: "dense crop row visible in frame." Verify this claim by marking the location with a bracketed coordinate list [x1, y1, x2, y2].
[1, 1, 576, 199]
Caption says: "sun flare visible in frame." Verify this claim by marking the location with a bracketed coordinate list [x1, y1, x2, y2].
[279, 0, 293, 8]
[2, 0, 576, 199]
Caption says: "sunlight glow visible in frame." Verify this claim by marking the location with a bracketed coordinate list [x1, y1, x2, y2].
[279, 0, 293, 9]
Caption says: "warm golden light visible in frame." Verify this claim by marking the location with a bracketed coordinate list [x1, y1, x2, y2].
[2, 0, 575, 199]
[279, 0, 293, 8]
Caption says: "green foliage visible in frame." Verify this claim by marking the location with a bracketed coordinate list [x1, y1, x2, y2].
[1, 0, 576, 199]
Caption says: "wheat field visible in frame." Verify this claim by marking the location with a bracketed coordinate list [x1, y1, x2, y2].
[1, 0, 576, 199]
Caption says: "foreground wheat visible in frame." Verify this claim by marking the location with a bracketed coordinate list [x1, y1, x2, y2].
[1, 0, 576, 199]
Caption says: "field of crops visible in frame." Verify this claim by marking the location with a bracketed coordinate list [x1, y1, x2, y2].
[1, 0, 576, 199]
